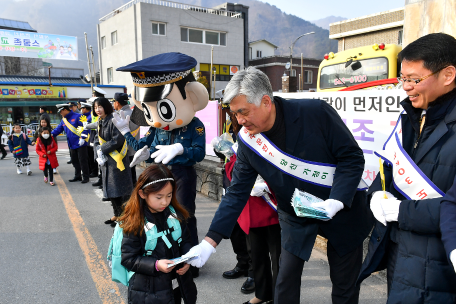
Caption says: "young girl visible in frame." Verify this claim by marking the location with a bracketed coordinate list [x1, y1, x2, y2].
[7, 123, 33, 175]
[36, 127, 59, 186]
[32, 116, 58, 175]
[118, 164, 197, 304]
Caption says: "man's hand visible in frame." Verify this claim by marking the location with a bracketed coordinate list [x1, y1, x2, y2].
[176, 263, 190, 276]
[112, 111, 131, 135]
[78, 138, 85, 146]
[370, 191, 397, 226]
[450, 250, 456, 273]
[250, 182, 270, 197]
[312, 199, 344, 219]
[151, 144, 184, 164]
[130, 145, 150, 167]
[184, 239, 216, 268]
[156, 259, 175, 273]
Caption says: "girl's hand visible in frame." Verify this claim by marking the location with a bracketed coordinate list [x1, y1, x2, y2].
[47, 151, 50, 154]
[176, 263, 190, 276]
[157, 259, 175, 273]
[12, 151, 16, 154]
[42, 154, 47, 158]
[31, 141, 35, 145]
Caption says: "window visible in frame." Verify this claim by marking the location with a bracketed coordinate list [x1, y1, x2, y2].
[107, 67, 113, 83]
[152, 22, 166, 36]
[101, 36, 106, 49]
[181, 27, 226, 46]
[111, 31, 117, 45]
[304, 70, 313, 84]
[256, 50, 262, 58]
[398, 30, 403, 45]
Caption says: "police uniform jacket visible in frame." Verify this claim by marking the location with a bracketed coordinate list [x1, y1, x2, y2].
[124, 127, 156, 152]
[208, 97, 373, 260]
[98, 113, 133, 199]
[149, 117, 206, 166]
[51, 111, 89, 150]
[358, 90, 456, 303]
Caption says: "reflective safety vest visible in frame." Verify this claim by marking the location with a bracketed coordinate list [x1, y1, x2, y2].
[107, 206, 182, 286]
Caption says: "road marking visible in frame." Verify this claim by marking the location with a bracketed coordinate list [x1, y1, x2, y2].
[54, 173, 125, 304]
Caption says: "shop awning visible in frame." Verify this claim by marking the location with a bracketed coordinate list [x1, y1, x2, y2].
[0, 100, 67, 107]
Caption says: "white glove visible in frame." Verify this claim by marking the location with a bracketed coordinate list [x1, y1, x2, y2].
[382, 197, 401, 223]
[311, 199, 345, 219]
[151, 143, 184, 164]
[184, 240, 216, 268]
[112, 111, 131, 135]
[97, 149, 104, 159]
[130, 145, 150, 167]
[96, 157, 106, 166]
[450, 250, 456, 273]
[82, 122, 88, 128]
[250, 182, 270, 197]
[78, 138, 85, 146]
[370, 191, 397, 226]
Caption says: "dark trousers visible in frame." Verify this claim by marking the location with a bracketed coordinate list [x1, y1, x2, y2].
[171, 165, 198, 246]
[173, 286, 181, 304]
[230, 222, 254, 277]
[247, 224, 281, 301]
[69, 146, 89, 180]
[111, 196, 125, 217]
[386, 240, 399, 295]
[43, 163, 54, 182]
[275, 242, 363, 304]
[129, 156, 137, 185]
[88, 146, 97, 175]
[0, 144, 6, 156]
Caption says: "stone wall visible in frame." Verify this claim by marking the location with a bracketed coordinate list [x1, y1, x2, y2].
[194, 158, 224, 201]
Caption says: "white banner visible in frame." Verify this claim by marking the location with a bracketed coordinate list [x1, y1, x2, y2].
[275, 90, 408, 186]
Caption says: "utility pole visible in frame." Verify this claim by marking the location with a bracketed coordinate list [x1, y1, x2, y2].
[84, 32, 93, 91]
[90, 46, 97, 87]
[301, 53, 303, 91]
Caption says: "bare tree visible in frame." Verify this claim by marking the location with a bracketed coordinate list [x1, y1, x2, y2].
[0, 56, 44, 76]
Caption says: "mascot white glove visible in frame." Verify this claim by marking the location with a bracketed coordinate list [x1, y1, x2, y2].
[450, 250, 456, 274]
[311, 199, 345, 219]
[78, 138, 85, 146]
[112, 111, 131, 135]
[151, 143, 184, 164]
[250, 182, 270, 197]
[130, 145, 150, 167]
[184, 240, 216, 268]
[370, 191, 399, 226]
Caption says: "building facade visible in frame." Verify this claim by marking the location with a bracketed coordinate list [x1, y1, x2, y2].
[249, 55, 320, 92]
[329, 8, 404, 52]
[249, 39, 278, 60]
[97, 0, 248, 94]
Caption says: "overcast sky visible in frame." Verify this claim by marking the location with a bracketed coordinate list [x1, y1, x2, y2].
[262, 0, 404, 21]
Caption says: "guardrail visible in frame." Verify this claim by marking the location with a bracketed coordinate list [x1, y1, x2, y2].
[1, 123, 63, 138]
[99, 0, 243, 22]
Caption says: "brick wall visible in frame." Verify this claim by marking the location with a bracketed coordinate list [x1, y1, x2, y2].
[330, 9, 404, 35]
[337, 27, 403, 52]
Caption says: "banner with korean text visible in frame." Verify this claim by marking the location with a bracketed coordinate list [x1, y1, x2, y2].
[0, 29, 78, 60]
[275, 90, 408, 186]
[0, 85, 67, 99]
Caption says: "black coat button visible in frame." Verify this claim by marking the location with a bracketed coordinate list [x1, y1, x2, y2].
[377, 237, 381, 242]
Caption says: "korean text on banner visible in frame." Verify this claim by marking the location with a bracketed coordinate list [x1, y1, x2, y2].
[0, 85, 67, 99]
[275, 90, 408, 186]
[0, 29, 78, 60]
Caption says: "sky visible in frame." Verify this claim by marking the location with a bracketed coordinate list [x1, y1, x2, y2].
[261, 0, 405, 21]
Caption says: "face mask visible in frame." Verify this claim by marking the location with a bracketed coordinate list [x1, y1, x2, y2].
[42, 134, 50, 139]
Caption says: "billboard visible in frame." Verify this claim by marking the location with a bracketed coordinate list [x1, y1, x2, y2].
[0, 85, 67, 99]
[0, 29, 78, 60]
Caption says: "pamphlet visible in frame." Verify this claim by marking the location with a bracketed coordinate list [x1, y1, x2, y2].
[291, 188, 330, 221]
[167, 254, 199, 268]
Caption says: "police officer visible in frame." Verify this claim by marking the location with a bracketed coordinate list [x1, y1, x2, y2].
[68, 101, 80, 114]
[93, 87, 107, 98]
[112, 92, 139, 184]
[112, 52, 210, 277]
[52, 104, 91, 183]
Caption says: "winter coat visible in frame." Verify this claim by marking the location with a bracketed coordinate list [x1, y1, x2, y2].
[225, 154, 279, 234]
[35, 137, 59, 170]
[121, 207, 197, 304]
[7, 133, 32, 158]
[98, 113, 133, 198]
[358, 89, 456, 303]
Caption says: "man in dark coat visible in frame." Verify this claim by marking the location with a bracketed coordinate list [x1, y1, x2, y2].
[357, 33, 456, 303]
[441, 176, 456, 274]
[183, 67, 374, 304]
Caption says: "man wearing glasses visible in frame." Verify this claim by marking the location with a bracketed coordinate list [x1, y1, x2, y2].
[358, 33, 456, 303]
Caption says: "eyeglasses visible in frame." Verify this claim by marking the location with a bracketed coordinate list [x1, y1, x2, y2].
[397, 66, 449, 85]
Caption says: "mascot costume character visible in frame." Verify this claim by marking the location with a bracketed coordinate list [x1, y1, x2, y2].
[112, 52, 209, 276]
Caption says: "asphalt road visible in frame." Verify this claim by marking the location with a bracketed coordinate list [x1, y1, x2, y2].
[0, 150, 387, 304]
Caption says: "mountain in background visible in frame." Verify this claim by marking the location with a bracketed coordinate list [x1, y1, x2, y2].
[311, 16, 347, 30]
[1, 0, 338, 74]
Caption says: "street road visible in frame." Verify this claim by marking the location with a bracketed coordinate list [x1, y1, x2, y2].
[0, 150, 387, 303]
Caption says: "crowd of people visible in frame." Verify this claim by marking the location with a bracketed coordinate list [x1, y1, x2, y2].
[3, 33, 456, 304]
